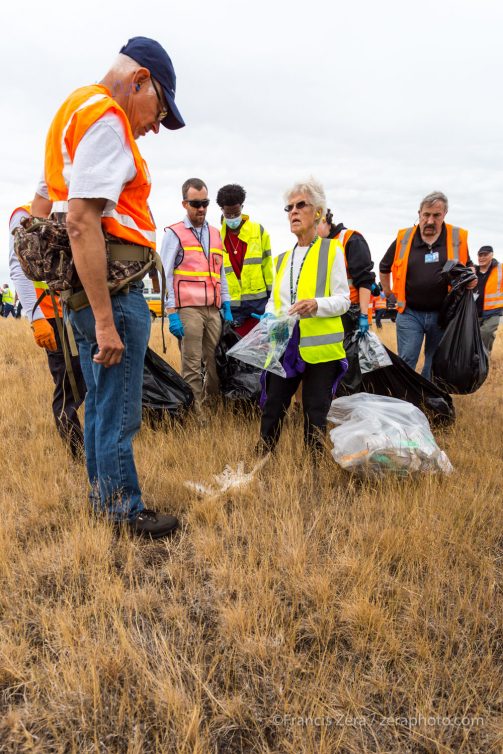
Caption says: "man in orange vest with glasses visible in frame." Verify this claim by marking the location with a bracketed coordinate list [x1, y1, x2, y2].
[31, 37, 184, 539]
[380, 191, 476, 379]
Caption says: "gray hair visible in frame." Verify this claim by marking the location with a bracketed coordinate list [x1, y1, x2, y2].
[419, 191, 449, 212]
[105, 53, 157, 98]
[284, 177, 327, 219]
[108, 53, 143, 76]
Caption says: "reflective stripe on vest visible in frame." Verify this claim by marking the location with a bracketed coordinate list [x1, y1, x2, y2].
[2, 288, 14, 304]
[337, 228, 359, 305]
[44, 85, 156, 248]
[392, 224, 468, 313]
[221, 218, 271, 304]
[273, 237, 345, 364]
[483, 263, 503, 310]
[170, 222, 223, 308]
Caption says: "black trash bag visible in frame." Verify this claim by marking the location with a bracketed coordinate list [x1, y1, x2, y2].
[142, 347, 193, 426]
[336, 341, 455, 426]
[431, 289, 489, 394]
[215, 322, 262, 406]
[438, 260, 478, 328]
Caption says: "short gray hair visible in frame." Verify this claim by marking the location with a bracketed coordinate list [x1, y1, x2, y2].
[284, 177, 327, 218]
[419, 191, 449, 212]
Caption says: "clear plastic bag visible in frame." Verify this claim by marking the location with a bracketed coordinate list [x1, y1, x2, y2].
[327, 393, 453, 476]
[357, 331, 392, 373]
[226, 314, 296, 377]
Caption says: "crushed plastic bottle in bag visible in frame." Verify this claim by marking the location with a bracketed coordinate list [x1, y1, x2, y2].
[327, 393, 453, 477]
[226, 314, 297, 377]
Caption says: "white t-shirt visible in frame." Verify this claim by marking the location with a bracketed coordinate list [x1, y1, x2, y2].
[15, 112, 137, 321]
[266, 242, 350, 318]
[37, 111, 136, 212]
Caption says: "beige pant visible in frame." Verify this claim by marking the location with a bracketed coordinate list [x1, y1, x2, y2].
[178, 306, 222, 407]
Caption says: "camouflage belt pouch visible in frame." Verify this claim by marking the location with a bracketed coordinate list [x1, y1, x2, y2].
[13, 216, 79, 292]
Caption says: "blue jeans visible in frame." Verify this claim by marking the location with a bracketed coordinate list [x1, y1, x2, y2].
[396, 307, 444, 379]
[69, 283, 150, 521]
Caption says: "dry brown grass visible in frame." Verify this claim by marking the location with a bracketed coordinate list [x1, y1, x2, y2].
[0, 317, 502, 754]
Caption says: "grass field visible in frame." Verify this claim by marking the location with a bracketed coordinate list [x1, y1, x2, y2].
[0, 317, 502, 753]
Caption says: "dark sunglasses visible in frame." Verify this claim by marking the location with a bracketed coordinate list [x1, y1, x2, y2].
[150, 77, 169, 122]
[187, 199, 210, 209]
[284, 200, 312, 213]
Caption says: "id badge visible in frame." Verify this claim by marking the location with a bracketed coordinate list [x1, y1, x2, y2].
[424, 251, 439, 263]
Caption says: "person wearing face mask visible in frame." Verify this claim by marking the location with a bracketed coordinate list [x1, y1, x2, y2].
[161, 178, 232, 410]
[379, 191, 476, 379]
[216, 184, 273, 337]
[317, 209, 377, 337]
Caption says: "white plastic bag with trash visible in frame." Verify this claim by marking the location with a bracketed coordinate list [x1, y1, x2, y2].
[357, 331, 392, 373]
[226, 314, 297, 377]
[327, 393, 453, 476]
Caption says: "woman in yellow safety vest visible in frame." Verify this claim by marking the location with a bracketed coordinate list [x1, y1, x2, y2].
[257, 178, 351, 455]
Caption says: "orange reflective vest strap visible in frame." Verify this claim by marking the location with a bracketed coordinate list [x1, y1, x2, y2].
[367, 298, 374, 324]
[373, 294, 387, 310]
[483, 263, 503, 311]
[392, 224, 468, 313]
[337, 228, 359, 305]
[170, 222, 223, 308]
[33, 283, 62, 318]
[44, 84, 156, 248]
[9, 204, 31, 224]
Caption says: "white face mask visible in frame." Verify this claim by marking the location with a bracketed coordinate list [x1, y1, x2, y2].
[226, 215, 242, 230]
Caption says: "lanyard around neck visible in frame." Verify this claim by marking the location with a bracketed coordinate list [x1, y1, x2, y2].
[289, 236, 318, 304]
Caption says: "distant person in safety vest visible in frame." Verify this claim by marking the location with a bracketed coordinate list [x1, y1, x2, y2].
[379, 191, 477, 379]
[475, 245, 502, 355]
[161, 177, 232, 410]
[257, 178, 350, 456]
[216, 183, 273, 337]
[2, 284, 15, 317]
[31, 37, 184, 539]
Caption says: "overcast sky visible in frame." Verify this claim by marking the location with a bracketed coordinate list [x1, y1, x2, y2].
[1, 0, 502, 286]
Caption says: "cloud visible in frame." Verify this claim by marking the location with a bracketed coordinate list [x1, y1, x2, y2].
[2, 0, 503, 284]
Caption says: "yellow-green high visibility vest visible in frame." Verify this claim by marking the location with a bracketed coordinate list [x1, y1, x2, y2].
[2, 287, 14, 305]
[221, 216, 273, 307]
[273, 237, 346, 364]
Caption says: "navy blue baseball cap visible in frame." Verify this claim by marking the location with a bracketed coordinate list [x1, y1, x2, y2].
[120, 36, 185, 130]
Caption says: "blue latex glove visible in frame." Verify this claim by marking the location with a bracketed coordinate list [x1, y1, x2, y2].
[358, 313, 370, 334]
[251, 312, 273, 321]
[168, 312, 184, 339]
[221, 301, 234, 323]
[370, 282, 381, 296]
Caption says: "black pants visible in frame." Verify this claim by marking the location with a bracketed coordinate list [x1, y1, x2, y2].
[375, 309, 386, 328]
[46, 318, 86, 457]
[260, 360, 340, 452]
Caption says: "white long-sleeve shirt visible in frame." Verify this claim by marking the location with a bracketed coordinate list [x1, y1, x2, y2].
[265, 243, 350, 318]
[9, 208, 43, 322]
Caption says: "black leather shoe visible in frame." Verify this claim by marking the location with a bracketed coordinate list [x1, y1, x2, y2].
[127, 509, 179, 539]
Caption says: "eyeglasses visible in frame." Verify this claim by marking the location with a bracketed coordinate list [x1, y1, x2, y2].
[150, 77, 169, 122]
[186, 199, 210, 209]
[284, 200, 312, 213]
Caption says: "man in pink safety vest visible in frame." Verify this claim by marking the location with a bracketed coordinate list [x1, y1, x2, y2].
[160, 177, 233, 409]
